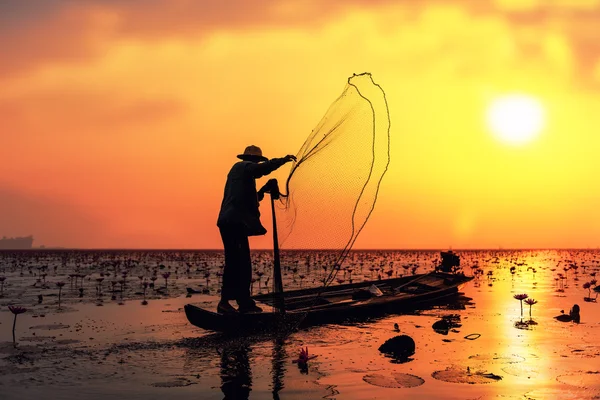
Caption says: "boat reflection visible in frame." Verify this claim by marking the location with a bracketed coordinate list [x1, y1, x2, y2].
[182, 333, 290, 399]
[220, 340, 252, 399]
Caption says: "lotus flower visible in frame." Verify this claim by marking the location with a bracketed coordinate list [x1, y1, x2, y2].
[524, 298, 538, 319]
[293, 347, 317, 365]
[162, 272, 171, 288]
[8, 305, 27, 347]
[56, 281, 65, 309]
[8, 305, 26, 315]
[514, 293, 529, 318]
[583, 282, 592, 298]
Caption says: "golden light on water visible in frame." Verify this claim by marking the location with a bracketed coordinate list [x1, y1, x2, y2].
[486, 95, 546, 146]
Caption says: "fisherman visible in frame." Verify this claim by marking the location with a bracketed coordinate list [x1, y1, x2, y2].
[217, 145, 296, 314]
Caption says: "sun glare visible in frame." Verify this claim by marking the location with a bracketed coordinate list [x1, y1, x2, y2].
[486, 95, 545, 145]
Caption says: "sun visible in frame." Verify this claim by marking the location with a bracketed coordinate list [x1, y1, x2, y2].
[486, 95, 545, 145]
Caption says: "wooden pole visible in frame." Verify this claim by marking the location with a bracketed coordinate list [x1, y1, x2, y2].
[269, 182, 285, 314]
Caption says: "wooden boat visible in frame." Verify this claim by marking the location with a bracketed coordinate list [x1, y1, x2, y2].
[184, 271, 473, 333]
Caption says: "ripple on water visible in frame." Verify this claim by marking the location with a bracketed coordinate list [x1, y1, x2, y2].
[362, 372, 425, 388]
[468, 353, 525, 364]
[29, 324, 70, 330]
[557, 371, 600, 390]
[151, 377, 197, 388]
[431, 366, 502, 384]
[525, 388, 600, 400]
[501, 364, 540, 378]
[567, 343, 600, 358]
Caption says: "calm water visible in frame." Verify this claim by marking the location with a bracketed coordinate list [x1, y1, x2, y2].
[0, 249, 599, 399]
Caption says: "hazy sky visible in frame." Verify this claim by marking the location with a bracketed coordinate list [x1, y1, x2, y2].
[2, 0, 600, 249]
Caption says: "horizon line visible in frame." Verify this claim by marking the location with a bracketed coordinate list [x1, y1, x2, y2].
[3, 246, 599, 252]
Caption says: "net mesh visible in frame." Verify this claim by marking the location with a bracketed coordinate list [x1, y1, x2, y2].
[276, 72, 390, 287]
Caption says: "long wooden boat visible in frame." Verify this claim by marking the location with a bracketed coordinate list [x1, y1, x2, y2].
[184, 272, 473, 333]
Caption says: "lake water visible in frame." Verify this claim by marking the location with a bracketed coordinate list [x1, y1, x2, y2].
[0, 249, 599, 399]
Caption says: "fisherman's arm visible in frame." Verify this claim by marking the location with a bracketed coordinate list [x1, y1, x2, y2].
[248, 155, 297, 179]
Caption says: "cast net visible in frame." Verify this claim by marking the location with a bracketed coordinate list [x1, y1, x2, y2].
[274, 72, 390, 290]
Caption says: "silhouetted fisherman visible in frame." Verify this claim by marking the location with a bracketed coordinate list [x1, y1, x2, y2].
[217, 145, 296, 314]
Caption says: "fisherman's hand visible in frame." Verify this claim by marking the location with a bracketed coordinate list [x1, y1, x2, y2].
[284, 155, 297, 163]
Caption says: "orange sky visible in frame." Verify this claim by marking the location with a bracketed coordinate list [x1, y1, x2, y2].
[1, 0, 600, 249]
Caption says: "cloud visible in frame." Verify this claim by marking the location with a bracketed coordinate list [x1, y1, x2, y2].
[2, 0, 600, 87]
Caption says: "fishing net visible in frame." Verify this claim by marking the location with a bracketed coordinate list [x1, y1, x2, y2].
[275, 72, 391, 288]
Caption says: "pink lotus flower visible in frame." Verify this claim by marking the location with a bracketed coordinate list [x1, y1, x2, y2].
[293, 347, 317, 364]
[524, 298, 537, 306]
[56, 281, 66, 309]
[583, 282, 593, 298]
[162, 272, 171, 288]
[8, 305, 27, 348]
[514, 294, 529, 318]
[8, 305, 27, 315]
[524, 298, 538, 319]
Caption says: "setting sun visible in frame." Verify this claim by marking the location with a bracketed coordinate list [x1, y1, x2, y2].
[486, 95, 545, 145]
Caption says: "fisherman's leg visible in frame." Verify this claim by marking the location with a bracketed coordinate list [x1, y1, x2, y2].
[218, 225, 241, 313]
[236, 235, 261, 313]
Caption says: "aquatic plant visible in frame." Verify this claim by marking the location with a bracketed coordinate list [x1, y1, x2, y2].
[556, 274, 565, 292]
[142, 282, 148, 305]
[8, 305, 27, 348]
[524, 298, 537, 319]
[162, 272, 171, 289]
[514, 293, 529, 318]
[204, 271, 210, 290]
[110, 280, 117, 300]
[118, 279, 125, 299]
[583, 282, 592, 299]
[256, 271, 264, 293]
[293, 347, 316, 365]
[56, 281, 65, 309]
[96, 277, 104, 296]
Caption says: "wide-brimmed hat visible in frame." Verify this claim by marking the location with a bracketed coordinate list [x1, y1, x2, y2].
[237, 145, 268, 162]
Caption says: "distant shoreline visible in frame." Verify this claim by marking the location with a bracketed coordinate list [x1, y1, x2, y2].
[1, 247, 598, 252]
